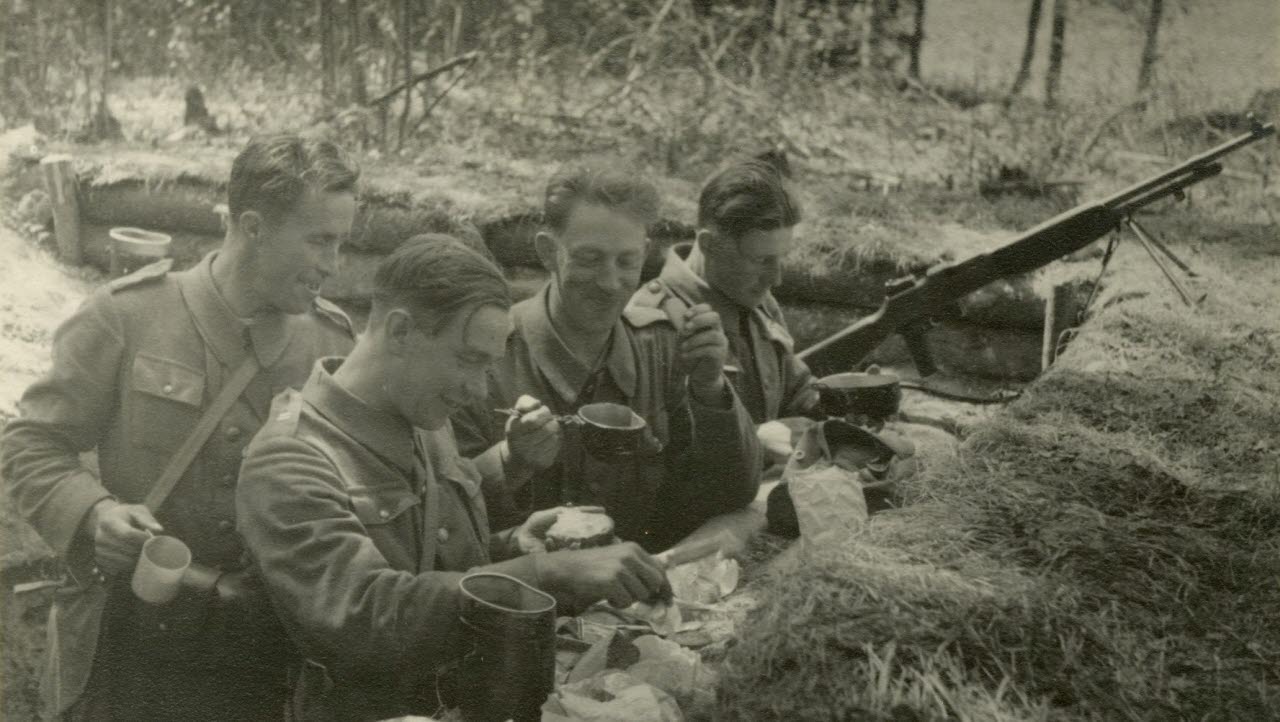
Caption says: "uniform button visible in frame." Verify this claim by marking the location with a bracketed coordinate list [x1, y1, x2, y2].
[162, 384, 174, 395]
[225, 426, 241, 440]
[221, 473, 235, 487]
[647, 280, 662, 293]
[378, 509, 390, 520]
[437, 527, 450, 543]
[217, 519, 234, 532]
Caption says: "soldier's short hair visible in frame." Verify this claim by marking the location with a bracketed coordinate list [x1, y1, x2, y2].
[228, 134, 360, 223]
[543, 160, 660, 232]
[372, 235, 511, 333]
[698, 158, 801, 241]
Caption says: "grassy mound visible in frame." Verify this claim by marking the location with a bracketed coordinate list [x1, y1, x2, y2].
[717, 222, 1280, 721]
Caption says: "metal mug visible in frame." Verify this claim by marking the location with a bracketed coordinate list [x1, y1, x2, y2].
[570, 402, 664, 461]
[814, 369, 902, 422]
[498, 402, 665, 461]
[457, 572, 558, 722]
[131, 534, 192, 605]
[108, 227, 172, 278]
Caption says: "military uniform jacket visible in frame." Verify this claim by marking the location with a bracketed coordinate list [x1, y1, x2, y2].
[629, 242, 815, 423]
[453, 283, 761, 552]
[0, 254, 355, 716]
[236, 358, 539, 722]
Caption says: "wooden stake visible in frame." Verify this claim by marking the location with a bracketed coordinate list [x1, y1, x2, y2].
[40, 155, 82, 265]
[1041, 282, 1083, 370]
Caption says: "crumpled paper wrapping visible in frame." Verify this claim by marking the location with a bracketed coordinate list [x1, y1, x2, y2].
[627, 635, 717, 709]
[541, 671, 683, 722]
[787, 461, 870, 546]
[667, 554, 740, 604]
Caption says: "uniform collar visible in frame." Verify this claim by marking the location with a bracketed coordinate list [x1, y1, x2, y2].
[302, 357, 417, 474]
[660, 241, 787, 329]
[659, 242, 744, 328]
[512, 284, 639, 404]
[178, 252, 293, 370]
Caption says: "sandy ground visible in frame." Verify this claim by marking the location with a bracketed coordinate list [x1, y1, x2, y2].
[0, 215, 99, 423]
[0, 199, 105, 720]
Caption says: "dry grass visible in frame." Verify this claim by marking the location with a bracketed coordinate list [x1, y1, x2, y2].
[717, 223, 1280, 720]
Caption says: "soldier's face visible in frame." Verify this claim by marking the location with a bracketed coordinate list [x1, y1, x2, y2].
[253, 191, 356, 314]
[395, 304, 510, 430]
[704, 226, 791, 309]
[547, 203, 648, 335]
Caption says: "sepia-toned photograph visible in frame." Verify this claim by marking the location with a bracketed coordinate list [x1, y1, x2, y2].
[0, 1, 1276, 720]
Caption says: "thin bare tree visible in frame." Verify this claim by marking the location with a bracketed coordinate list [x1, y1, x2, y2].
[397, 0, 413, 148]
[907, 0, 926, 79]
[1136, 0, 1164, 94]
[1008, 0, 1044, 99]
[348, 0, 367, 105]
[1044, 0, 1066, 107]
[319, 0, 337, 105]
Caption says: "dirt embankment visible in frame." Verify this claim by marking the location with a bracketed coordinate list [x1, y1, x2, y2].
[717, 214, 1280, 720]
[0, 212, 102, 720]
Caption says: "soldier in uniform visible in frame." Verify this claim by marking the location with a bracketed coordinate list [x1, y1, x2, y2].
[453, 162, 761, 552]
[1, 135, 360, 721]
[236, 237, 668, 721]
[628, 157, 819, 425]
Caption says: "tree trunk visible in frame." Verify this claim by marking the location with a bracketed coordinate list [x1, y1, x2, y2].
[1136, 0, 1163, 94]
[0, 0, 9, 105]
[907, 0, 926, 78]
[348, 0, 367, 105]
[397, 0, 413, 148]
[319, 0, 336, 105]
[1007, 0, 1043, 99]
[1044, 0, 1066, 107]
[93, 0, 121, 139]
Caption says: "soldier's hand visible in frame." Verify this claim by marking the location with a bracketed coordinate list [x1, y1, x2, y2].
[677, 304, 729, 406]
[505, 394, 561, 474]
[514, 505, 606, 554]
[540, 541, 667, 610]
[87, 499, 164, 574]
[794, 384, 822, 414]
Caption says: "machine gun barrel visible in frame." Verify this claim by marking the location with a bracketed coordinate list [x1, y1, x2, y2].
[797, 120, 1275, 379]
[1103, 120, 1274, 210]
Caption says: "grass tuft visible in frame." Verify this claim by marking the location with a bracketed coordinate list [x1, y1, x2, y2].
[719, 227, 1280, 720]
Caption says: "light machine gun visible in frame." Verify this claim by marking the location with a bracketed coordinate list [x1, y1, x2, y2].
[798, 119, 1276, 379]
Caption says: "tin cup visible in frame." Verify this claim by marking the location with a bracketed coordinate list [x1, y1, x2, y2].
[814, 370, 902, 422]
[108, 227, 172, 278]
[573, 402, 664, 461]
[131, 534, 192, 605]
[458, 572, 558, 722]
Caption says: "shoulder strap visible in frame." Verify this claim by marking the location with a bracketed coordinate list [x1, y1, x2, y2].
[144, 353, 261, 512]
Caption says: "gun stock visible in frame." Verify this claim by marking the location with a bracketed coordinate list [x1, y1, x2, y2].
[798, 205, 1120, 377]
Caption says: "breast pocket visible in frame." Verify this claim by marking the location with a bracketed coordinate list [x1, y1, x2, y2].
[347, 485, 421, 569]
[129, 353, 206, 452]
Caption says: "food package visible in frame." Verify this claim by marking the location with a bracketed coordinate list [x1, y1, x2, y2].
[541, 671, 683, 722]
[544, 508, 616, 551]
[667, 554, 740, 605]
[626, 635, 717, 707]
[783, 421, 873, 547]
[576, 600, 683, 638]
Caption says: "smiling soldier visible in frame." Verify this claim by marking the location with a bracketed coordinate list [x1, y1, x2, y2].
[453, 161, 761, 552]
[1, 135, 360, 721]
[235, 237, 668, 721]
